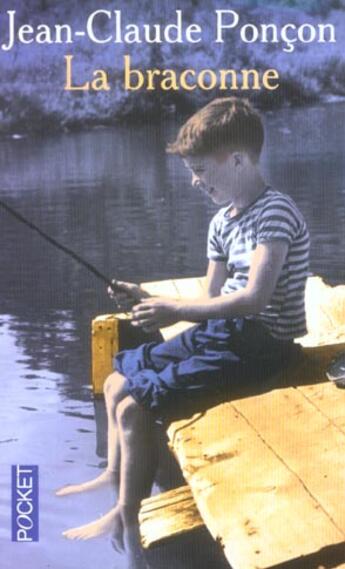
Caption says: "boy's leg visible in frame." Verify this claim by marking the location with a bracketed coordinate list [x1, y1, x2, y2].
[61, 392, 156, 569]
[56, 371, 128, 496]
[111, 395, 158, 567]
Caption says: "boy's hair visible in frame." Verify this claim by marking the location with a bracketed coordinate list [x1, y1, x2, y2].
[167, 97, 264, 163]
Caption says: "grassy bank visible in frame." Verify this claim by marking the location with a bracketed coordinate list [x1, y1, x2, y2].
[0, 0, 344, 133]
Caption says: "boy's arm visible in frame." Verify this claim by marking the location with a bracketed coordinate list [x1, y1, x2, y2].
[131, 241, 288, 331]
[206, 260, 229, 298]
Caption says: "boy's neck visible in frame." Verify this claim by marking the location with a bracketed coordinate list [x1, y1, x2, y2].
[230, 171, 267, 215]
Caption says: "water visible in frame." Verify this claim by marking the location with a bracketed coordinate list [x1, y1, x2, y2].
[1, 102, 345, 569]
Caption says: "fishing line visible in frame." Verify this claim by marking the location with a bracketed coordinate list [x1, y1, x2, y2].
[0, 197, 115, 288]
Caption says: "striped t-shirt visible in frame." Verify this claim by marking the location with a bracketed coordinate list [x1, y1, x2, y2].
[207, 187, 310, 340]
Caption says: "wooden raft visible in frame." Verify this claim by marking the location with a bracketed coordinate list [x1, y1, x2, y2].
[139, 485, 204, 548]
[91, 275, 345, 568]
[167, 342, 345, 569]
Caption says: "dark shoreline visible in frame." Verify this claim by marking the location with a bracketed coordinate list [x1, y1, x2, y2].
[0, 91, 343, 137]
[0, 2, 344, 135]
[1, 39, 345, 135]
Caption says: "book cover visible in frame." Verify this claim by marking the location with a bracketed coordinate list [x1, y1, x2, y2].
[1, 1, 344, 568]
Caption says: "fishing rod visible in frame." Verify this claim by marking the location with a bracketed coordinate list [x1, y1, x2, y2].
[0, 197, 122, 292]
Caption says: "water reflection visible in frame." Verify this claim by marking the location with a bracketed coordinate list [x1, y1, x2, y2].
[1, 103, 345, 568]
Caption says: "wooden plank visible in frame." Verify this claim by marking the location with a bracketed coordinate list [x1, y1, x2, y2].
[141, 485, 195, 512]
[278, 342, 345, 430]
[299, 381, 345, 431]
[141, 279, 178, 298]
[91, 315, 119, 395]
[234, 385, 345, 534]
[168, 402, 344, 569]
[173, 277, 205, 299]
[139, 485, 204, 548]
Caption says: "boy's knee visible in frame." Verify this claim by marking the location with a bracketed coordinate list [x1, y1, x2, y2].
[103, 371, 125, 398]
[116, 396, 142, 429]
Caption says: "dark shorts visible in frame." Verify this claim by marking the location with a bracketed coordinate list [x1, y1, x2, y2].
[114, 318, 296, 423]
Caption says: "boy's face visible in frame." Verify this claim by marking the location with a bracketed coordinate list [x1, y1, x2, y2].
[183, 152, 240, 206]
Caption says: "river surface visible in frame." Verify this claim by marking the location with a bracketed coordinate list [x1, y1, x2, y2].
[1, 102, 345, 569]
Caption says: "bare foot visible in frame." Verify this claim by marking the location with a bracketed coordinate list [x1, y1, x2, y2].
[62, 505, 123, 541]
[56, 469, 118, 497]
[62, 503, 147, 567]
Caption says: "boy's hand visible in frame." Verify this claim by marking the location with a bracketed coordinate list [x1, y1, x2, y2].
[131, 297, 180, 332]
[107, 280, 150, 313]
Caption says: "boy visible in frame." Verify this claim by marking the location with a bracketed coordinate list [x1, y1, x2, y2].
[57, 97, 309, 568]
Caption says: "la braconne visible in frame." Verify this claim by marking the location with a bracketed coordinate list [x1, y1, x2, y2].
[65, 55, 280, 92]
